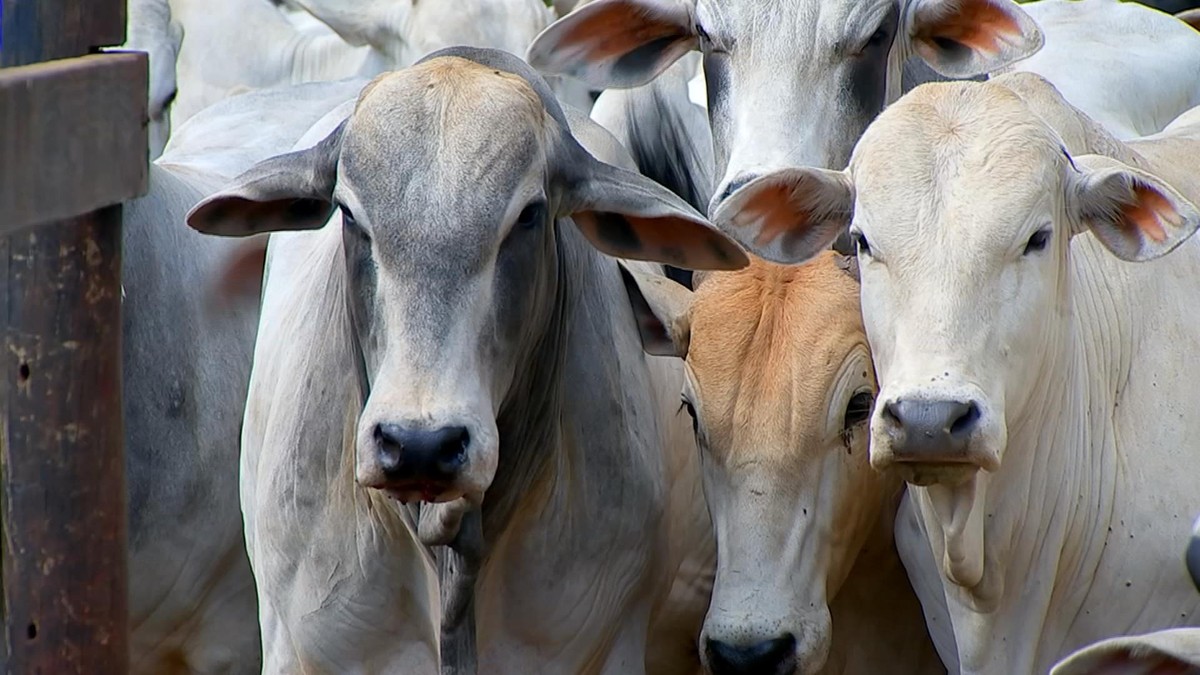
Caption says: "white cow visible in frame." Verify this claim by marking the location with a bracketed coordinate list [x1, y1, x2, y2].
[700, 72, 1200, 673]
[1001, 0, 1200, 140]
[118, 0, 183, 159]
[530, 0, 1200, 223]
[185, 47, 748, 674]
[529, 0, 1045, 217]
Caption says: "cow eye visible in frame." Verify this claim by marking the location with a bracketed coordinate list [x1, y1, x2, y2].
[1024, 228, 1051, 255]
[865, 25, 889, 49]
[850, 229, 872, 257]
[843, 391, 874, 430]
[516, 201, 546, 230]
[679, 396, 699, 435]
[339, 204, 369, 241]
[696, 23, 711, 47]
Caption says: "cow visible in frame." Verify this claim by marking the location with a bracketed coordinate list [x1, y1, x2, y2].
[999, 0, 1200, 140]
[696, 71, 1200, 673]
[528, 0, 1046, 218]
[184, 47, 749, 673]
[121, 75, 416, 674]
[117, 0, 183, 158]
[618, 253, 946, 675]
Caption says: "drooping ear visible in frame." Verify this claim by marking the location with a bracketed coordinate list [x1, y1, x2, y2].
[1068, 154, 1200, 262]
[1048, 632, 1200, 675]
[710, 168, 854, 265]
[527, 0, 697, 89]
[617, 262, 693, 357]
[907, 0, 1044, 79]
[186, 121, 345, 237]
[1178, 9, 1200, 33]
[565, 158, 749, 271]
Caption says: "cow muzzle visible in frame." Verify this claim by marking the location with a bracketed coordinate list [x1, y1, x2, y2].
[871, 391, 1002, 485]
[358, 422, 472, 503]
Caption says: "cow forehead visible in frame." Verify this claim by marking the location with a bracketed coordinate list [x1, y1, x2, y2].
[338, 57, 550, 224]
[688, 253, 867, 457]
[850, 82, 1068, 244]
[699, 0, 897, 49]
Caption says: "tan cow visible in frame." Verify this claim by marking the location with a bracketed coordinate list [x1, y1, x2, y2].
[620, 253, 944, 675]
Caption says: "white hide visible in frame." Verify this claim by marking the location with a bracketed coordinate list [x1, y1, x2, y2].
[1003, 0, 1200, 139]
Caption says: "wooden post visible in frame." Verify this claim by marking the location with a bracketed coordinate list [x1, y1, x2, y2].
[0, 0, 146, 672]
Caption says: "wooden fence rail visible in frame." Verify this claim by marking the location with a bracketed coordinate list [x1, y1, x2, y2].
[1, 0, 148, 672]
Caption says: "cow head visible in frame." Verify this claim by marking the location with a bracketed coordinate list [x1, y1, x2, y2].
[621, 253, 888, 675]
[702, 77, 1200, 592]
[186, 47, 745, 509]
[528, 0, 1043, 224]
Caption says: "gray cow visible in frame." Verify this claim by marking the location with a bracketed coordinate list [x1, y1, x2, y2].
[185, 47, 748, 673]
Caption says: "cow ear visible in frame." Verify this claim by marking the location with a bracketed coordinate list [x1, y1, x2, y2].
[186, 122, 345, 237]
[907, 0, 1044, 78]
[710, 167, 854, 265]
[1068, 154, 1200, 262]
[618, 262, 693, 358]
[566, 158, 748, 271]
[1176, 8, 1200, 32]
[527, 0, 697, 89]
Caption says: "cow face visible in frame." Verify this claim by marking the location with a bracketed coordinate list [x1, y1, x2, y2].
[187, 48, 746, 508]
[621, 254, 886, 675]
[528, 0, 1042, 227]
[703, 78, 1200, 589]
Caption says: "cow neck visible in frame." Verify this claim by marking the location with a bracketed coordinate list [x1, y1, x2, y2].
[936, 241, 1114, 672]
[482, 227, 572, 544]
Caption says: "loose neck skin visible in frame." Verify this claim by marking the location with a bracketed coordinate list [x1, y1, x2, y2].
[473, 224, 668, 670]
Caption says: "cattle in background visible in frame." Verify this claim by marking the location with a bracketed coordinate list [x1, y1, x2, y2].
[124, 0, 589, 158]
[529, 0, 1045, 220]
[1000, 0, 1200, 139]
[701, 71, 1200, 672]
[185, 47, 748, 673]
[620, 254, 946, 675]
[116, 0, 183, 158]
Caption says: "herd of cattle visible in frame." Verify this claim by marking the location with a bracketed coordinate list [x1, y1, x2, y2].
[79, 0, 1200, 672]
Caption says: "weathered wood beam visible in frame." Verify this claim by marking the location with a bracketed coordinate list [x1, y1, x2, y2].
[1, 205, 128, 674]
[0, 0, 127, 67]
[0, 53, 149, 234]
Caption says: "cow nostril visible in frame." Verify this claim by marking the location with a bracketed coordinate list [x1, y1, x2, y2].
[373, 423, 405, 471]
[706, 633, 797, 674]
[882, 400, 902, 427]
[436, 427, 470, 473]
[950, 401, 981, 438]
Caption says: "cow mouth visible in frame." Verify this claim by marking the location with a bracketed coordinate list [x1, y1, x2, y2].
[893, 461, 979, 487]
[378, 481, 464, 504]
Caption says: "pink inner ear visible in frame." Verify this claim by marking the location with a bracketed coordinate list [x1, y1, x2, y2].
[555, 2, 686, 62]
[732, 182, 805, 247]
[1122, 184, 1179, 244]
[915, 0, 1021, 55]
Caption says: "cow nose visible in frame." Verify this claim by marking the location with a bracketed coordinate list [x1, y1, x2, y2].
[706, 634, 796, 675]
[881, 398, 980, 461]
[373, 424, 470, 483]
